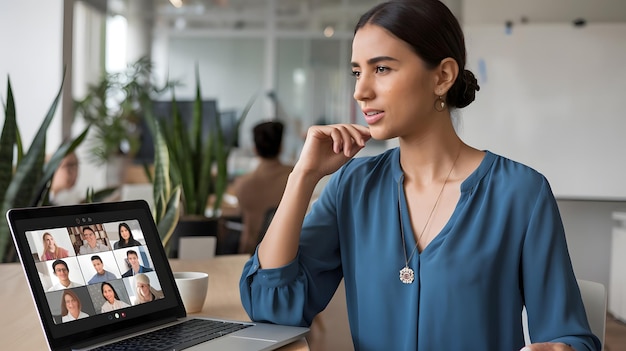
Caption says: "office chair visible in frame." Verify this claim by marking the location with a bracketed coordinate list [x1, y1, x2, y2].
[522, 279, 607, 349]
[178, 236, 217, 260]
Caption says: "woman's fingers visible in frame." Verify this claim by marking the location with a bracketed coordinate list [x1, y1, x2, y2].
[326, 124, 371, 156]
[297, 124, 372, 178]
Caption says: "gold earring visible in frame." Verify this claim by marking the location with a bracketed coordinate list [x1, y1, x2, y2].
[434, 96, 446, 112]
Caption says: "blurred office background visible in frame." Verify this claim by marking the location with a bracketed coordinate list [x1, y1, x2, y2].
[2, 0, 626, 299]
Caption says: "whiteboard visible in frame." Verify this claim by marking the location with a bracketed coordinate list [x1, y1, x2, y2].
[460, 23, 626, 200]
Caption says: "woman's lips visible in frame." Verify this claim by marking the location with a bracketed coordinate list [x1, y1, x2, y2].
[364, 110, 384, 125]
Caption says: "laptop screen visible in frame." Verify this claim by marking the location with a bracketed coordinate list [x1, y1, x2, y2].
[8, 200, 185, 350]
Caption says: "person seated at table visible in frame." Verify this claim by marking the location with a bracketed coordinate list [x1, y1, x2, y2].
[121, 249, 153, 277]
[100, 282, 130, 312]
[78, 226, 110, 255]
[132, 273, 164, 305]
[87, 255, 118, 284]
[60, 289, 89, 322]
[49, 151, 81, 206]
[48, 259, 82, 291]
[40, 232, 69, 261]
[113, 222, 142, 249]
[230, 121, 293, 254]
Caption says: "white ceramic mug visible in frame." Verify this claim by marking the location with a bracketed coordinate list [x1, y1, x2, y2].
[173, 271, 209, 313]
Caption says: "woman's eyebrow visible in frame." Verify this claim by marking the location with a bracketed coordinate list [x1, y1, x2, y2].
[351, 56, 399, 67]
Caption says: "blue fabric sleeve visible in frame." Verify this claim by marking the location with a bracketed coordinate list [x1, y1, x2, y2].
[239, 168, 346, 327]
[521, 179, 601, 350]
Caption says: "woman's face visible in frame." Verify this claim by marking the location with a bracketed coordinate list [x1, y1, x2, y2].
[120, 226, 130, 240]
[137, 282, 150, 298]
[102, 284, 115, 303]
[351, 24, 439, 141]
[64, 294, 79, 314]
[44, 235, 56, 249]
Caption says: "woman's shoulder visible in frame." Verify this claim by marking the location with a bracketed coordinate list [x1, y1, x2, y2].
[487, 151, 547, 183]
[478, 151, 553, 198]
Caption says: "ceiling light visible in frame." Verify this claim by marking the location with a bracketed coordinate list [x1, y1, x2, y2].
[170, 0, 183, 8]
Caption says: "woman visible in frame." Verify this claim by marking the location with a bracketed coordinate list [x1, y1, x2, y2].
[40, 232, 69, 261]
[239, 1, 601, 350]
[114, 222, 142, 249]
[100, 282, 130, 312]
[60, 289, 89, 322]
[133, 273, 164, 305]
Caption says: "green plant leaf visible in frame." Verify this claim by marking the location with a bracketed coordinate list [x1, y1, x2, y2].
[0, 70, 87, 262]
[143, 64, 257, 240]
[157, 186, 181, 253]
[0, 78, 18, 211]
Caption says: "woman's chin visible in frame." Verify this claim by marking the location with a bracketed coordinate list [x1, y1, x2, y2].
[368, 128, 394, 141]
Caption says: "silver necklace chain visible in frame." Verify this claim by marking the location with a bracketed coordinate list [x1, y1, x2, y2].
[398, 148, 461, 284]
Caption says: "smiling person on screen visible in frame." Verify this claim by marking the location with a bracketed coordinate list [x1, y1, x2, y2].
[48, 260, 81, 292]
[40, 232, 70, 261]
[87, 256, 118, 284]
[122, 250, 153, 278]
[100, 282, 130, 312]
[60, 289, 89, 322]
[78, 227, 110, 255]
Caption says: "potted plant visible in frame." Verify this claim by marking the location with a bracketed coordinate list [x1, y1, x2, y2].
[143, 65, 256, 256]
[0, 75, 89, 262]
[74, 57, 169, 185]
[144, 121, 181, 256]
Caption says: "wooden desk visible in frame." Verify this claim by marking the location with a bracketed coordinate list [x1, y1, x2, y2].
[0, 254, 308, 351]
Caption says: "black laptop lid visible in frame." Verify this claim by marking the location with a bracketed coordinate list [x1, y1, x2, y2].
[7, 200, 186, 351]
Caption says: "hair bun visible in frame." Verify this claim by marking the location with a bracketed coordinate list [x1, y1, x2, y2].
[463, 70, 480, 93]
[449, 69, 480, 109]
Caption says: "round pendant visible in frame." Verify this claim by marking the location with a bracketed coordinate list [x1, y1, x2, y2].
[399, 266, 415, 284]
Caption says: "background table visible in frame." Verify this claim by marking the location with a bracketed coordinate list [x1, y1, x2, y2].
[0, 254, 308, 350]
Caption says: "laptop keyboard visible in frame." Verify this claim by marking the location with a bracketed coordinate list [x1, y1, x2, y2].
[91, 319, 252, 351]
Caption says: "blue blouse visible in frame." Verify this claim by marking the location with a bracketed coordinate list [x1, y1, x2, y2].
[240, 149, 601, 351]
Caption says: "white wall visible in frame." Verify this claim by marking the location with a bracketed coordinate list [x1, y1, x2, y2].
[463, 0, 626, 25]
[0, 0, 64, 151]
[557, 200, 624, 290]
[461, 23, 626, 200]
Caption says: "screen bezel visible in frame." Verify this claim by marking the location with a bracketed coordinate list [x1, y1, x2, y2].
[7, 200, 186, 351]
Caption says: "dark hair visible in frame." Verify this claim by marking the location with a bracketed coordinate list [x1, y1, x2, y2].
[90, 255, 102, 263]
[101, 282, 121, 301]
[82, 226, 95, 234]
[355, 0, 479, 108]
[253, 121, 284, 159]
[52, 259, 68, 272]
[118, 222, 135, 244]
[126, 249, 138, 258]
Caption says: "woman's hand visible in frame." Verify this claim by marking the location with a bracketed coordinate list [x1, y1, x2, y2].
[520, 343, 575, 351]
[294, 124, 371, 180]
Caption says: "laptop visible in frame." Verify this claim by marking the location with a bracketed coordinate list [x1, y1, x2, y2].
[7, 200, 309, 351]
